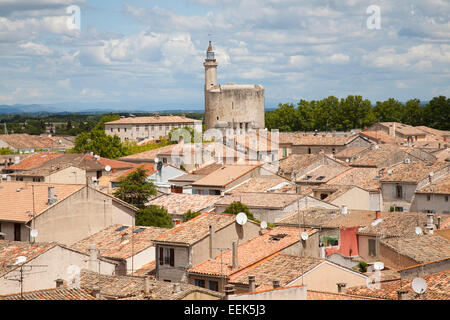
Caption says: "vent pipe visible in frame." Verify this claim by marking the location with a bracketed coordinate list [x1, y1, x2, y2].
[248, 275, 256, 292]
[209, 225, 214, 259]
[272, 280, 280, 289]
[232, 241, 238, 269]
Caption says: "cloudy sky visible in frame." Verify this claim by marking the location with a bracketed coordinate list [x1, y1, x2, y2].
[0, 0, 449, 110]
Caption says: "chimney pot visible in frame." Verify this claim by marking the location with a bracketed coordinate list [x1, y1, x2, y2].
[55, 279, 64, 288]
[337, 283, 347, 293]
[209, 225, 214, 260]
[172, 283, 182, 294]
[248, 275, 256, 292]
[375, 211, 381, 220]
[272, 280, 280, 289]
[224, 284, 235, 299]
[92, 285, 100, 299]
[144, 277, 150, 295]
[397, 289, 409, 300]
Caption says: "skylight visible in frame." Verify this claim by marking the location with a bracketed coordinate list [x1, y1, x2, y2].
[115, 226, 129, 232]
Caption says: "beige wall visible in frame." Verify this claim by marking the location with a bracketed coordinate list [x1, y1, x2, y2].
[45, 166, 87, 184]
[289, 261, 367, 293]
[357, 234, 378, 263]
[32, 187, 135, 245]
[331, 187, 372, 211]
[0, 245, 116, 295]
[0, 222, 30, 242]
[381, 182, 417, 211]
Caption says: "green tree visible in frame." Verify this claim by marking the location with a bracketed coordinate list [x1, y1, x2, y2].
[182, 210, 201, 222]
[402, 99, 424, 126]
[0, 147, 11, 155]
[136, 205, 173, 228]
[373, 98, 404, 123]
[113, 166, 157, 209]
[423, 96, 449, 130]
[223, 201, 256, 221]
[357, 261, 368, 273]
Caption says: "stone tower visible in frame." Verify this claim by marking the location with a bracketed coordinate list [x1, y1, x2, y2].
[204, 41, 265, 132]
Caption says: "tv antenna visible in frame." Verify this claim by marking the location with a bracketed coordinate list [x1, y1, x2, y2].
[5, 257, 48, 300]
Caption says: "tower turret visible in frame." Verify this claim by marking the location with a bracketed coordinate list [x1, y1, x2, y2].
[204, 41, 218, 90]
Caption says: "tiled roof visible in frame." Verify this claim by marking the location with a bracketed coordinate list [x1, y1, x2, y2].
[346, 270, 450, 300]
[0, 182, 85, 222]
[296, 165, 349, 183]
[146, 194, 221, 214]
[84, 154, 136, 170]
[234, 133, 277, 151]
[112, 163, 157, 182]
[134, 260, 156, 277]
[0, 240, 56, 277]
[277, 208, 385, 228]
[71, 224, 169, 260]
[80, 269, 222, 300]
[0, 134, 58, 149]
[326, 166, 387, 191]
[105, 115, 201, 125]
[334, 147, 368, 160]
[380, 234, 450, 264]
[357, 212, 450, 237]
[228, 176, 291, 193]
[187, 226, 314, 277]
[380, 161, 449, 183]
[229, 253, 323, 288]
[191, 162, 223, 175]
[191, 164, 259, 187]
[279, 132, 357, 146]
[153, 212, 238, 245]
[349, 145, 405, 167]
[6, 152, 63, 171]
[415, 126, 450, 138]
[433, 148, 450, 162]
[307, 290, 381, 300]
[0, 287, 98, 300]
[416, 173, 450, 194]
[379, 122, 426, 136]
[119, 144, 179, 161]
[215, 192, 302, 209]
[278, 154, 321, 175]
[359, 130, 405, 143]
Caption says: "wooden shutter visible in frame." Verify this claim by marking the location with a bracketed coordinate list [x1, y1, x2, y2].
[169, 248, 175, 267]
[159, 247, 164, 265]
[368, 239, 376, 257]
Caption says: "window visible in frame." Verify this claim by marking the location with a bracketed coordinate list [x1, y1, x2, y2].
[368, 239, 376, 257]
[110, 128, 113, 132]
[208, 280, 219, 291]
[32, 177, 40, 182]
[136, 126, 139, 131]
[118, 128, 120, 132]
[320, 193, 328, 200]
[124, 128, 127, 132]
[427, 195, 431, 201]
[445, 196, 448, 202]
[159, 247, 175, 267]
[14, 223, 21, 241]
[283, 148, 287, 157]
[194, 279, 205, 288]
[396, 184, 403, 199]
[308, 148, 311, 154]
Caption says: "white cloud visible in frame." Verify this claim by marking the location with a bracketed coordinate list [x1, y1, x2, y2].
[19, 41, 53, 55]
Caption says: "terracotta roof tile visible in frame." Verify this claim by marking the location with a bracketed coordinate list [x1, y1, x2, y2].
[191, 164, 259, 187]
[6, 152, 63, 171]
[0, 134, 59, 149]
[346, 270, 450, 300]
[416, 173, 450, 194]
[105, 116, 201, 125]
[215, 192, 302, 209]
[187, 226, 315, 277]
[0, 182, 85, 222]
[0, 287, 98, 300]
[146, 194, 221, 214]
[71, 224, 169, 260]
[153, 212, 238, 245]
[229, 176, 292, 193]
[307, 290, 381, 300]
[380, 161, 449, 183]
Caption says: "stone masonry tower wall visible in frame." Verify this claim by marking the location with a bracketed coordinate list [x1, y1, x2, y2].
[204, 42, 265, 131]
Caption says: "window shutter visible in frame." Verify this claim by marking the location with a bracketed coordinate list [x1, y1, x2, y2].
[402, 186, 406, 199]
[169, 249, 175, 267]
[159, 247, 164, 265]
[393, 185, 396, 199]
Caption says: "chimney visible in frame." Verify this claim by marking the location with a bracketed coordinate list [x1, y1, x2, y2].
[88, 244, 98, 272]
[425, 213, 434, 233]
[47, 186, 57, 205]
[144, 277, 150, 295]
[55, 279, 64, 288]
[91, 285, 100, 299]
[337, 283, 347, 293]
[296, 184, 302, 194]
[272, 280, 280, 289]
[209, 225, 214, 259]
[232, 241, 238, 269]
[375, 211, 381, 220]
[172, 283, 182, 294]
[224, 284, 235, 300]
[248, 275, 256, 292]
[397, 290, 409, 300]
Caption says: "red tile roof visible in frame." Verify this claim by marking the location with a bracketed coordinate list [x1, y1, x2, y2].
[0, 287, 99, 300]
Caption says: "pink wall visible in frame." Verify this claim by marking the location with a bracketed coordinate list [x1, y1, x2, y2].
[325, 227, 359, 257]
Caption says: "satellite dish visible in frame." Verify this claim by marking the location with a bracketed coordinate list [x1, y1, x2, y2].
[301, 232, 309, 241]
[412, 277, 427, 294]
[105, 165, 111, 172]
[371, 218, 383, 226]
[30, 229, 38, 238]
[236, 212, 248, 226]
[260, 221, 267, 229]
[374, 262, 384, 271]
[154, 157, 159, 163]
[15, 256, 27, 265]
[415, 227, 423, 235]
